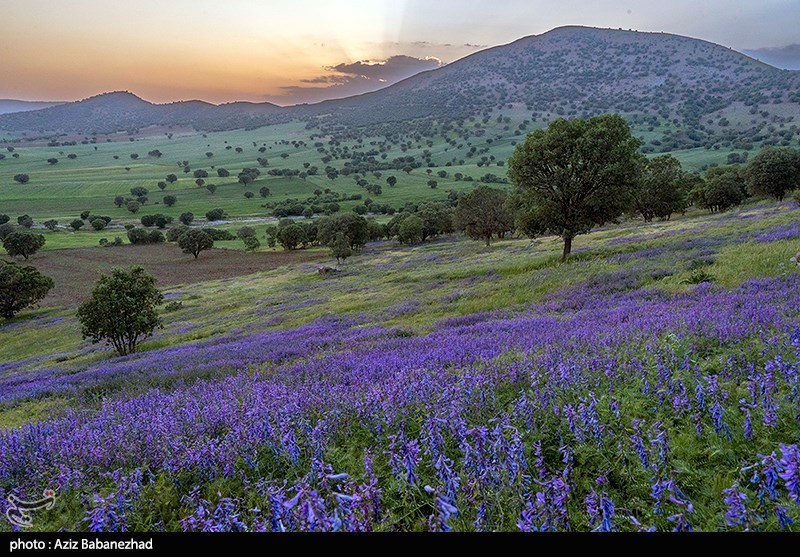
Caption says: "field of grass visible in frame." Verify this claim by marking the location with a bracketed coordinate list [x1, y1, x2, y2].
[1, 193, 799, 531]
[1, 119, 753, 255]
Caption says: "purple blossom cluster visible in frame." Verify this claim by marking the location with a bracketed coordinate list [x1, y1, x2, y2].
[1, 268, 800, 530]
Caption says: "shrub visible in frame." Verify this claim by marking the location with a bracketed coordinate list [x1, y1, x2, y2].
[0, 260, 54, 319]
[205, 208, 226, 221]
[90, 219, 107, 231]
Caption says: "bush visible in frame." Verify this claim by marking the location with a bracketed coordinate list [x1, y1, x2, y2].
[163, 195, 177, 207]
[70, 219, 85, 231]
[277, 224, 307, 250]
[179, 212, 195, 226]
[0, 260, 54, 319]
[202, 228, 236, 241]
[242, 236, 261, 251]
[166, 225, 190, 242]
[90, 219, 107, 231]
[127, 228, 164, 245]
[205, 208, 226, 221]
[43, 220, 58, 231]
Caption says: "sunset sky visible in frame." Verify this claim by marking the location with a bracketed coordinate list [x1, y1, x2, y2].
[1, 0, 798, 105]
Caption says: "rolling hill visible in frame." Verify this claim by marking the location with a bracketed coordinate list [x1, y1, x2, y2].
[1, 26, 799, 151]
[0, 99, 64, 115]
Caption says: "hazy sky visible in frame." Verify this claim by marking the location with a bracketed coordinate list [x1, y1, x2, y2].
[1, 0, 798, 105]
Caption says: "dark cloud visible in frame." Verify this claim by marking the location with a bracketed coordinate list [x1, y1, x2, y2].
[267, 55, 443, 106]
[743, 44, 800, 70]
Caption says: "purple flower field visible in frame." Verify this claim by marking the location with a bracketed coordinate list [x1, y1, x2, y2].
[2, 261, 799, 530]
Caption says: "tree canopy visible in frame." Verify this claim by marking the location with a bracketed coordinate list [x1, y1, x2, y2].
[454, 186, 515, 246]
[744, 147, 800, 201]
[0, 260, 54, 319]
[77, 267, 163, 356]
[3, 232, 46, 260]
[508, 114, 643, 260]
[178, 229, 214, 259]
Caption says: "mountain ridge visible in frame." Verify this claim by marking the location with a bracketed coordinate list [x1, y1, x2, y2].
[2, 26, 799, 149]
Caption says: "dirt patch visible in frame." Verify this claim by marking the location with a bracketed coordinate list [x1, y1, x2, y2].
[2, 245, 325, 308]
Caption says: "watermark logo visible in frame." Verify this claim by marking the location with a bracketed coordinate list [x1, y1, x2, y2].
[6, 490, 56, 528]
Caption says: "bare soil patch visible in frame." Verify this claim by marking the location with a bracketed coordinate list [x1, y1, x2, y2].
[2, 245, 325, 308]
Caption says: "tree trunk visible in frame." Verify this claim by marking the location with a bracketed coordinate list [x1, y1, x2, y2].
[562, 236, 573, 262]
[485, 235, 491, 247]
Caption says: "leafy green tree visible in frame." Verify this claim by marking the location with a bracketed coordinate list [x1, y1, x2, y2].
[13, 174, 29, 184]
[205, 208, 226, 221]
[157, 181, 167, 191]
[277, 224, 307, 250]
[416, 202, 454, 242]
[330, 232, 352, 264]
[744, 147, 800, 201]
[0, 224, 15, 241]
[387, 176, 397, 187]
[126, 200, 141, 214]
[166, 225, 189, 242]
[206, 184, 217, 195]
[634, 155, 690, 222]
[217, 168, 230, 178]
[114, 195, 125, 208]
[3, 232, 45, 260]
[265, 225, 278, 248]
[317, 214, 369, 250]
[130, 186, 149, 198]
[91, 218, 107, 231]
[43, 219, 58, 231]
[166, 174, 178, 184]
[179, 212, 195, 226]
[77, 267, 163, 356]
[0, 215, 8, 225]
[178, 229, 214, 259]
[397, 215, 424, 245]
[454, 186, 515, 246]
[0, 260, 54, 319]
[508, 115, 643, 260]
[242, 236, 261, 251]
[693, 167, 747, 212]
[17, 215, 33, 228]
[163, 195, 177, 207]
[259, 186, 271, 198]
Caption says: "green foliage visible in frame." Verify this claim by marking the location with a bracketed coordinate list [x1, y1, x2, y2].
[127, 228, 165, 245]
[330, 232, 352, 264]
[3, 232, 45, 260]
[509, 114, 644, 260]
[166, 225, 190, 242]
[13, 173, 30, 184]
[0, 215, 8, 225]
[205, 208, 226, 221]
[277, 224, 307, 251]
[178, 229, 214, 259]
[76, 267, 163, 356]
[454, 186, 515, 246]
[634, 155, 690, 222]
[43, 219, 58, 231]
[317, 214, 369, 251]
[693, 167, 747, 212]
[163, 195, 177, 207]
[0, 260, 54, 319]
[130, 186, 149, 198]
[202, 228, 235, 241]
[126, 200, 141, 214]
[397, 215, 425, 245]
[179, 212, 194, 226]
[90, 218, 107, 231]
[744, 146, 800, 201]
[242, 236, 261, 252]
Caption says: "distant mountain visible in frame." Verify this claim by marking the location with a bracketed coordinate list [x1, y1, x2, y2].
[0, 92, 283, 134]
[2, 27, 799, 152]
[308, 27, 800, 134]
[0, 99, 64, 115]
[744, 44, 800, 71]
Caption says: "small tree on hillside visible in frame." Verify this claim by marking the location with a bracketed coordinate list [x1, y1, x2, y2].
[13, 174, 29, 184]
[163, 195, 177, 207]
[277, 224, 307, 251]
[744, 146, 800, 201]
[397, 215, 424, 245]
[508, 114, 643, 261]
[454, 186, 515, 246]
[3, 232, 45, 260]
[330, 232, 352, 264]
[126, 200, 141, 214]
[43, 220, 58, 231]
[0, 260, 54, 319]
[77, 267, 163, 356]
[179, 212, 195, 226]
[178, 229, 214, 259]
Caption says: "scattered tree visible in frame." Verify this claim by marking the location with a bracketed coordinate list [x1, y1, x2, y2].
[91, 218, 107, 231]
[178, 229, 214, 259]
[43, 219, 58, 231]
[3, 232, 46, 259]
[508, 115, 643, 260]
[634, 155, 690, 222]
[454, 186, 515, 246]
[179, 212, 195, 226]
[744, 147, 800, 201]
[77, 267, 163, 356]
[13, 174, 30, 184]
[397, 215, 424, 245]
[205, 208, 226, 221]
[277, 224, 307, 250]
[330, 232, 352, 264]
[0, 260, 54, 319]
[114, 195, 125, 208]
[163, 195, 177, 207]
